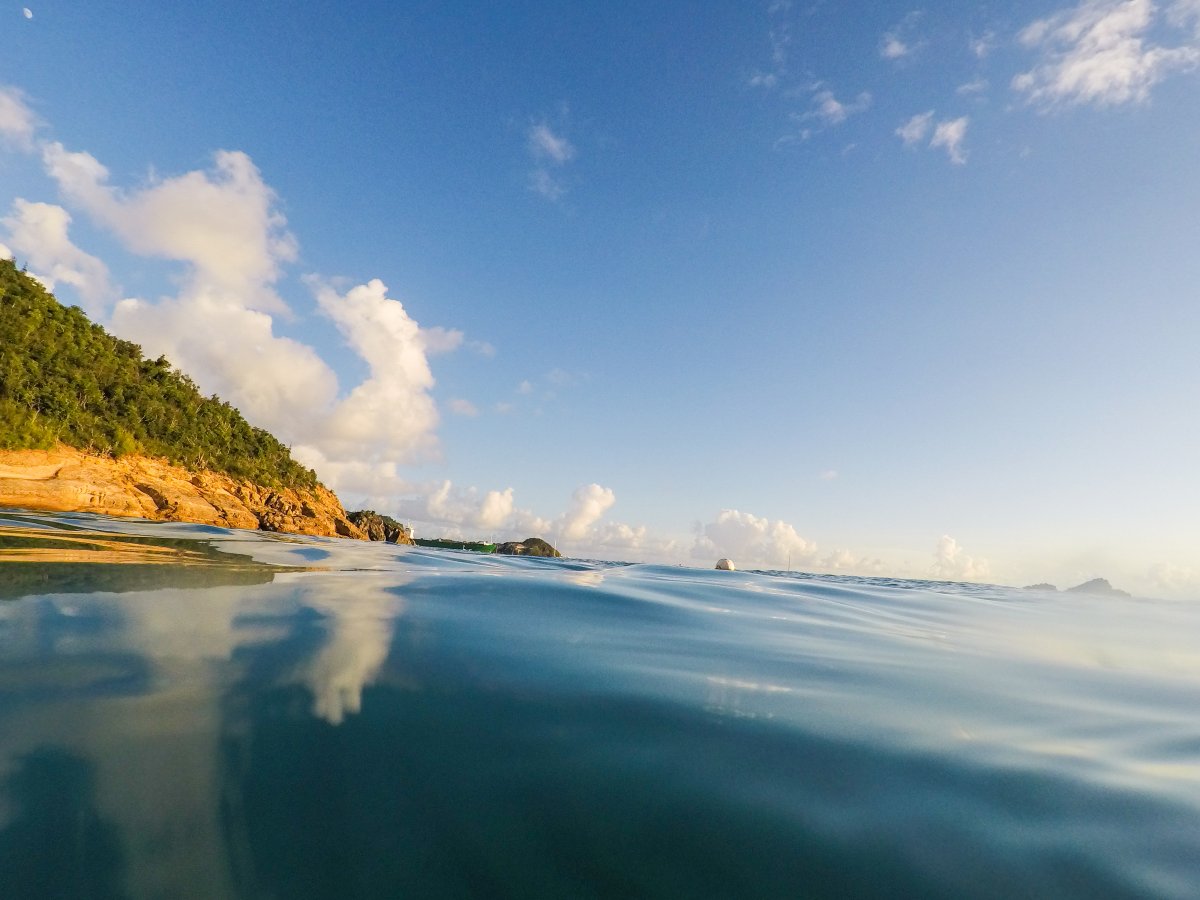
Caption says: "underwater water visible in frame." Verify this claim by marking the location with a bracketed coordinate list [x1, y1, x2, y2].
[0, 510, 1198, 899]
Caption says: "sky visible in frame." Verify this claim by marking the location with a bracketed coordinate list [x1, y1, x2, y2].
[1, 0, 1199, 596]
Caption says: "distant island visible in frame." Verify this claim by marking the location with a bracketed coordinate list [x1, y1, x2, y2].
[407, 536, 561, 557]
[1023, 578, 1132, 598]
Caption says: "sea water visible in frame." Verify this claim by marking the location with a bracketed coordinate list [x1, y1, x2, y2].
[0, 510, 1197, 899]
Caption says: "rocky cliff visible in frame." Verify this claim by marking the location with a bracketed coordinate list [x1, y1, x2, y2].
[495, 537, 561, 558]
[0, 447, 365, 539]
[347, 510, 414, 544]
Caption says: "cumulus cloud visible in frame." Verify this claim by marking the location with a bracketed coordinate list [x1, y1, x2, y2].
[306, 278, 440, 464]
[1013, 0, 1200, 109]
[821, 549, 887, 573]
[558, 483, 616, 541]
[42, 143, 296, 313]
[930, 535, 991, 582]
[930, 116, 970, 164]
[896, 110, 935, 146]
[398, 481, 544, 536]
[587, 521, 682, 561]
[957, 77, 990, 96]
[692, 509, 818, 569]
[1, 199, 113, 315]
[111, 292, 338, 441]
[448, 398, 478, 417]
[0, 85, 36, 149]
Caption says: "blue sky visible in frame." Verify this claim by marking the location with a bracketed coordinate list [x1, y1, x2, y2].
[2, 0, 1199, 595]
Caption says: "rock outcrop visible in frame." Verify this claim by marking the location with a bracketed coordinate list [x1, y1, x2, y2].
[0, 447, 364, 539]
[347, 510, 414, 544]
[494, 537, 561, 558]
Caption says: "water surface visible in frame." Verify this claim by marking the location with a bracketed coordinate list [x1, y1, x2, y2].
[1, 511, 1197, 898]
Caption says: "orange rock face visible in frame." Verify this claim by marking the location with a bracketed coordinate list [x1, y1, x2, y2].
[0, 447, 366, 539]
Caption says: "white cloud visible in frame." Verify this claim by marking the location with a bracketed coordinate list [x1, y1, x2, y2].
[881, 12, 926, 61]
[896, 110, 935, 146]
[691, 509, 818, 569]
[1, 199, 113, 315]
[820, 469, 839, 481]
[42, 143, 297, 313]
[1013, 0, 1200, 109]
[398, 480, 545, 537]
[527, 122, 575, 164]
[956, 77, 990, 95]
[881, 36, 912, 59]
[22, 8, 32, 19]
[111, 292, 339, 442]
[307, 278, 440, 465]
[528, 168, 566, 201]
[517, 379, 534, 395]
[448, 398, 478, 417]
[0, 85, 36, 149]
[467, 339, 496, 358]
[477, 487, 515, 529]
[805, 89, 872, 126]
[930, 116, 970, 164]
[820, 549, 886, 572]
[1168, 0, 1200, 31]
[420, 325, 464, 355]
[930, 534, 991, 582]
[587, 521, 682, 561]
[1146, 561, 1200, 596]
[558, 483, 616, 541]
[526, 121, 575, 202]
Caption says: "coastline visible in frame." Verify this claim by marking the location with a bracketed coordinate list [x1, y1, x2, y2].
[0, 446, 366, 540]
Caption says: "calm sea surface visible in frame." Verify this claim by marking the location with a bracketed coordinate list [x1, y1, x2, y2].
[0, 510, 1198, 899]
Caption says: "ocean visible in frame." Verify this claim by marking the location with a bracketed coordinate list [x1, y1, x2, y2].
[0, 510, 1197, 898]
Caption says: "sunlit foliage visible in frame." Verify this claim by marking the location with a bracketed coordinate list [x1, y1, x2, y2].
[0, 258, 318, 489]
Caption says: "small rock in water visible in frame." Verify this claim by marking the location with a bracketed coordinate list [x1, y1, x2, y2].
[715, 558, 735, 571]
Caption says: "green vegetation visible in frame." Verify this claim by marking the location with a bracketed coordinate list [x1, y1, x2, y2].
[0, 258, 318, 490]
[414, 538, 497, 553]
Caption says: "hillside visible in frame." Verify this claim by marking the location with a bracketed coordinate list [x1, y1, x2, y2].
[0, 258, 366, 538]
[0, 258, 315, 490]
